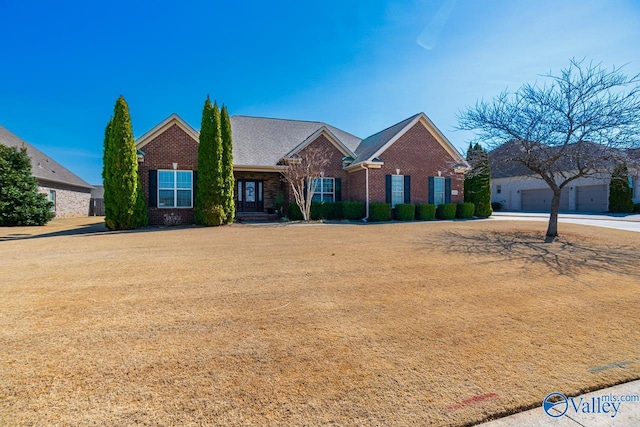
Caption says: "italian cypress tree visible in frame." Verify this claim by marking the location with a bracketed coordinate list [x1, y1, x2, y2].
[608, 163, 634, 213]
[0, 144, 55, 226]
[102, 96, 147, 230]
[220, 105, 235, 223]
[464, 143, 492, 218]
[195, 96, 225, 226]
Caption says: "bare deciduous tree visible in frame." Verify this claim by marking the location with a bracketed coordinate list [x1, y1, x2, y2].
[458, 58, 640, 240]
[279, 146, 330, 221]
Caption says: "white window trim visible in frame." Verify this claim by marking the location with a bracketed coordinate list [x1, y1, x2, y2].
[391, 174, 404, 208]
[158, 169, 193, 209]
[312, 177, 335, 202]
[49, 190, 56, 212]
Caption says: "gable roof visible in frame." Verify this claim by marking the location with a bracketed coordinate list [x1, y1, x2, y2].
[0, 126, 93, 190]
[136, 113, 199, 150]
[231, 116, 361, 167]
[351, 113, 468, 168]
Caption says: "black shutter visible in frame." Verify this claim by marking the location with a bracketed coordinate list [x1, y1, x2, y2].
[149, 170, 157, 208]
[385, 175, 392, 204]
[445, 177, 452, 203]
[335, 178, 342, 202]
[428, 176, 434, 205]
[404, 175, 411, 204]
[192, 171, 198, 206]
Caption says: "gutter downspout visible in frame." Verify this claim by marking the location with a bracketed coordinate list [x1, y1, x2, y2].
[361, 164, 369, 222]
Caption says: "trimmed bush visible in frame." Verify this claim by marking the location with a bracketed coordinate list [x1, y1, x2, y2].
[416, 204, 436, 220]
[456, 202, 475, 219]
[436, 203, 457, 220]
[491, 202, 503, 211]
[309, 202, 343, 220]
[288, 201, 303, 220]
[369, 202, 391, 221]
[394, 204, 415, 221]
[342, 201, 365, 220]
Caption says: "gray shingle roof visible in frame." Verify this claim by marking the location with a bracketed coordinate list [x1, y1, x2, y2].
[231, 116, 361, 166]
[0, 126, 93, 189]
[353, 113, 421, 163]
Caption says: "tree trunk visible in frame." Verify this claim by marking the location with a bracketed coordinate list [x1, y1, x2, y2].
[545, 189, 562, 242]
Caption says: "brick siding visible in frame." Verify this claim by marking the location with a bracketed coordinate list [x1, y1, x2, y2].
[367, 122, 464, 204]
[138, 124, 199, 225]
[38, 182, 91, 218]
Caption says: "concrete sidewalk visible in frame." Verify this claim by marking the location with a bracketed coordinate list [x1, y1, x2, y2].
[490, 212, 640, 232]
[479, 380, 640, 426]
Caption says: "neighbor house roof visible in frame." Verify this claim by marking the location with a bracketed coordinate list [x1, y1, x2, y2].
[0, 126, 93, 190]
[231, 116, 361, 167]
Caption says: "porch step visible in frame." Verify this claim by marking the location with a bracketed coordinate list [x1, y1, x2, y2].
[236, 212, 280, 223]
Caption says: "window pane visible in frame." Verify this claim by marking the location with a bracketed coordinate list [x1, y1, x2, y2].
[392, 192, 403, 207]
[312, 194, 322, 202]
[322, 194, 334, 203]
[392, 175, 404, 192]
[176, 171, 192, 189]
[434, 193, 445, 206]
[323, 178, 334, 193]
[177, 190, 192, 207]
[311, 178, 320, 192]
[159, 171, 174, 188]
[245, 182, 255, 202]
[158, 190, 174, 207]
[434, 177, 444, 192]
[237, 181, 242, 201]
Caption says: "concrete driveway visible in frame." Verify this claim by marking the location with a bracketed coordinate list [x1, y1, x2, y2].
[490, 212, 640, 233]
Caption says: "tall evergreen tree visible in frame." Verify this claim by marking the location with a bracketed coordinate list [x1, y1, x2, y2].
[220, 105, 235, 223]
[609, 163, 634, 213]
[0, 144, 54, 226]
[464, 143, 492, 218]
[102, 96, 147, 230]
[195, 96, 225, 226]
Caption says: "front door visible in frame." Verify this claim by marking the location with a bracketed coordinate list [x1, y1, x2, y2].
[237, 180, 263, 212]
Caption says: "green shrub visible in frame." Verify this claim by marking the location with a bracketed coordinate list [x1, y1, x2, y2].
[456, 202, 475, 219]
[342, 201, 365, 220]
[394, 204, 415, 221]
[436, 203, 457, 220]
[288, 201, 303, 220]
[369, 202, 391, 221]
[309, 202, 343, 220]
[474, 200, 492, 218]
[415, 204, 436, 220]
[491, 202, 502, 211]
[634, 203, 640, 213]
[200, 204, 226, 226]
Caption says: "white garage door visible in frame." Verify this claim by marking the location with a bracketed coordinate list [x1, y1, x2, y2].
[576, 185, 608, 212]
[521, 188, 569, 211]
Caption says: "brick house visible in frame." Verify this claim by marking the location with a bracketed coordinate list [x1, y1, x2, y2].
[0, 126, 93, 218]
[135, 113, 469, 224]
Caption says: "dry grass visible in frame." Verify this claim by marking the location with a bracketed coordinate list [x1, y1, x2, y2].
[1, 218, 639, 426]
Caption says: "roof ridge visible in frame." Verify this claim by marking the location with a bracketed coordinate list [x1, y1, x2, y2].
[360, 113, 422, 141]
[231, 115, 324, 125]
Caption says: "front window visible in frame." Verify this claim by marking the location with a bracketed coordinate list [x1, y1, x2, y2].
[391, 175, 404, 207]
[434, 177, 445, 205]
[312, 178, 335, 202]
[158, 170, 193, 208]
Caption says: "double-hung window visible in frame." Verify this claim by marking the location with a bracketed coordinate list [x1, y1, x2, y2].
[158, 170, 193, 208]
[391, 175, 404, 207]
[312, 177, 335, 202]
[433, 176, 445, 205]
[49, 190, 56, 212]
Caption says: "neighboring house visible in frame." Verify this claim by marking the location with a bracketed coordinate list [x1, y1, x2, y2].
[0, 126, 93, 218]
[135, 113, 469, 225]
[489, 144, 640, 212]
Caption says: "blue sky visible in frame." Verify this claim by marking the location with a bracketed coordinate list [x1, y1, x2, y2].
[1, 0, 639, 185]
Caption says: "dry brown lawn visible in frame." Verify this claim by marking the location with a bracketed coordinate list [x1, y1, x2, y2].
[1, 217, 639, 426]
